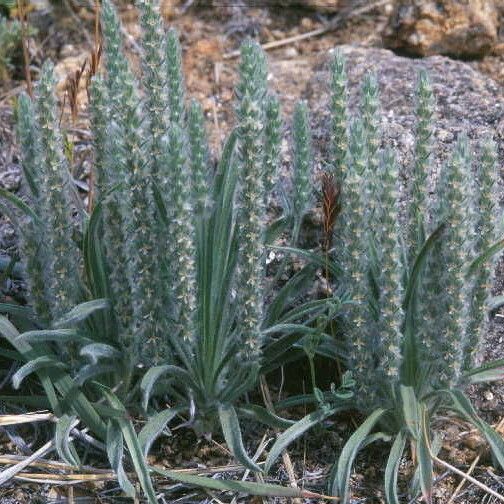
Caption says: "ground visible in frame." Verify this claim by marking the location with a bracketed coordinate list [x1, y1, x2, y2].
[1, 1, 504, 503]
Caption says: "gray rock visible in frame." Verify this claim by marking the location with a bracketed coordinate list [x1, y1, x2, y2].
[305, 45, 504, 195]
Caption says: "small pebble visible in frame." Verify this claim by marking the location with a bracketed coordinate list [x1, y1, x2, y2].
[484, 390, 494, 401]
[284, 47, 299, 58]
[300, 17, 314, 30]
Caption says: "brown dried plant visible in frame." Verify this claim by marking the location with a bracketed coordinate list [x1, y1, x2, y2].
[65, 59, 87, 123]
[321, 171, 341, 253]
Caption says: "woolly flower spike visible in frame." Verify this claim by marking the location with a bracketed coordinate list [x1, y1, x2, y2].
[188, 99, 211, 215]
[291, 100, 313, 241]
[35, 61, 81, 320]
[89, 77, 133, 344]
[100, 0, 131, 120]
[21, 221, 51, 325]
[432, 134, 475, 387]
[329, 49, 348, 182]
[409, 69, 435, 259]
[342, 119, 375, 405]
[263, 95, 282, 203]
[361, 73, 381, 224]
[236, 39, 267, 362]
[121, 80, 163, 364]
[16, 93, 51, 324]
[137, 0, 169, 180]
[101, 0, 163, 364]
[166, 28, 186, 126]
[377, 149, 403, 382]
[88, 77, 109, 199]
[167, 124, 197, 347]
[464, 137, 500, 369]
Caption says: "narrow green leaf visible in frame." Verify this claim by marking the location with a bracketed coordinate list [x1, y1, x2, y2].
[55, 414, 80, 467]
[12, 356, 67, 389]
[141, 365, 177, 411]
[152, 182, 169, 226]
[265, 406, 337, 474]
[138, 407, 183, 457]
[0, 395, 51, 408]
[53, 299, 110, 328]
[218, 404, 262, 473]
[265, 216, 290, 244]
[400, 385, 419, 439]
[464, 359, 504, 384]
[0, 316, 106, 438]
[402, 224, 445, 386]
[74, 364, 116, 386]
[83, 200, 111, 303]
[106, 420, 136, 498]
[80, 343, 121, 364]
[0, 302, 36, 319]
[269, 245, 341, 277]
[16, 328, 80, 344]
[447, 389, 504, 470]
[330, 408, 385, 502]
[403, 224, 445, 312]
[237, 404, 295, 430]
[264, 265, 316, 325]
[417, 406, 433, 504]
[101, 387, 157, 504]
[385, 431, 407, 504]
[0, 347, 22, 361]
[151, 465, 324, 498]
[468, 238, 504, 277]
[0, 187, 41, 224]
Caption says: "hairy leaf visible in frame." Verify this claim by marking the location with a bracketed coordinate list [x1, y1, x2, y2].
[385, 431, 407, 504]
[218, 404, 262, 473]
[265, 406, 337, 474]
[329, 408, 385, 502]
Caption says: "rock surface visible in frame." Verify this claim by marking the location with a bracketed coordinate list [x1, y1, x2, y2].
[305, 45, 504, 189]
[383, 0, 500, 58]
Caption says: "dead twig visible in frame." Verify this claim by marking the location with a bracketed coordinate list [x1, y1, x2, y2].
[222, 0, 390, 59]
[0, 439, 54, 486]
[0, 411, 55, 426]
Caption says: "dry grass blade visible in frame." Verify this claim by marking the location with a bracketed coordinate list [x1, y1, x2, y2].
[0, 412, 55, 426]
[13, 471, 115, 482]
[0, 455, 112, 473]
[0, 440, 54, 486]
